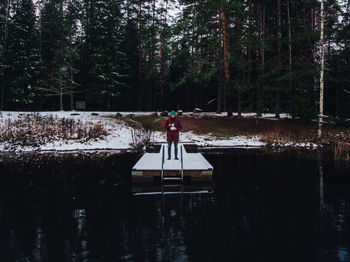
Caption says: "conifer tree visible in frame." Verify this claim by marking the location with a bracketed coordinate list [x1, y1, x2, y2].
[82, 0, 127, 110]
[6, 0, 41, 107]
[0, 0, 11, 109]
[39, 0, 81, 110]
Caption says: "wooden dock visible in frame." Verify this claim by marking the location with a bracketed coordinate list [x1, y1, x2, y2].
[131, 143, 213, 183]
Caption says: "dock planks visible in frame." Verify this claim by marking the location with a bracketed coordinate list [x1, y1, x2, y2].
[132, 143, 213, 182]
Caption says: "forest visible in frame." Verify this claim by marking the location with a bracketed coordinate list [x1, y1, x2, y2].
[0, 0, 349, 120]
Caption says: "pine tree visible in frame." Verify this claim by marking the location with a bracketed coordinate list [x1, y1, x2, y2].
[0, 0, 11, 109]
[318, 0, 325, 138]
[170, 0, 220, 111]
[64, 0, 81, 110]
[6, 0, 41, 107]
[329, 0, 350, 118]
[39, 0, 80, 110]
[83, 0, 127, 110]
[39, 0, 66, 110]
[0, 0, 348, 115]
[118, 1, 140, 110]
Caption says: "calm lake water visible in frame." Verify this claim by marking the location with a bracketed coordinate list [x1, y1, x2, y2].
[0, 150, 349, 262]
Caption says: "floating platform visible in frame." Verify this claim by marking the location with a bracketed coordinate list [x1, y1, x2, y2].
[131, 143, 213, 183]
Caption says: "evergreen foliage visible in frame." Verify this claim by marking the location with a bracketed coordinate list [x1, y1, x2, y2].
[0, 0, 349, 120]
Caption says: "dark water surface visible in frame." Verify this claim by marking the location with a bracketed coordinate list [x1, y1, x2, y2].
[0, 150, 350, 262]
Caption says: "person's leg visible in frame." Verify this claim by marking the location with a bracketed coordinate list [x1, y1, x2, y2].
[167, 141, 172, 159]
[174, 141, 178, 159]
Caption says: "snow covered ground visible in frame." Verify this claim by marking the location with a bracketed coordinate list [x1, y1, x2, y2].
[0, 111, 272, 152]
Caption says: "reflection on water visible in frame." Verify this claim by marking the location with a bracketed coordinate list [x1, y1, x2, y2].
[0, 151, 350, 261]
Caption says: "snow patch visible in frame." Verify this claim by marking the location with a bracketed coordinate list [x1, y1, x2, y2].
[0, 111, 285, 152]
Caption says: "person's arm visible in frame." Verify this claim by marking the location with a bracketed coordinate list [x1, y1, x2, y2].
[177, 119, 183, 132]
[164, 119, 170, 130]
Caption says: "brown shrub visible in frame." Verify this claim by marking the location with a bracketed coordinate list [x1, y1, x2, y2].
[0, 114, 108, 149]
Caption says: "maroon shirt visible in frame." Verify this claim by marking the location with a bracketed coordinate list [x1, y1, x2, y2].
[164, 117, 183, 142]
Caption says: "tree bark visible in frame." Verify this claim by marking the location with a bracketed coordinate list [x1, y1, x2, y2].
[262, 5, 265, 90]
[237, 15, 243, 116]
[138, 0, 143, 111]
[275, 0, 282, 118]
[188, 6, 196, 111]
[217, 8, 223, 113]
[59, 68, 63, 111]
[147, 51, 152, 110]
[305, 5, 316, 108]
[150, 0, 156, 110]
[83, 3, 90, 105]
[69, 23, 74, 111]
[159, 0, 168, 111]
[247, 0, 252, 111]
[160, 33, 164, 111]
[318, 0, 325, 138]
[194, 33, 200, 108]
[221, 1, 230, 114]
[287, 0, 293, 115]
[222, 7, 230, 86]
[256, 4, 263, 117]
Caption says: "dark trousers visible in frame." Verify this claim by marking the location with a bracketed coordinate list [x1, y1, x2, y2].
[168, 141, 178, 158]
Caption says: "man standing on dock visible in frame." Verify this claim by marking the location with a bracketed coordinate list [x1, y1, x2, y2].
[164, 110, 183, 160]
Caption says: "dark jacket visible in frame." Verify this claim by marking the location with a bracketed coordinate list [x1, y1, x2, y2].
[164, 117, 182, 142]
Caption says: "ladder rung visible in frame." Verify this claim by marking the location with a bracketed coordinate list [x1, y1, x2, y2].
[163, 184, 182, 187]
[163, 177, 182, 181]
[133, 190, 212, 196]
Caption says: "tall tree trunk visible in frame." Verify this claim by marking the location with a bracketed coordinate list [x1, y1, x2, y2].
[147, 52, 152, 110]
[318, 0, 325, 138]
[59, 68, 63, 111]
[194, 34, 200, 108]
[70, 89, 74, 111]
[107, 94, 111, 110]
[287, 0, 293, 115]
[83, 3, 90, 105]
[159, 0, 168, 111]
[247, 0, 253, 111]
[221, 1, 230, 114]
[188, 6, 196, 112]
[262, 5, 265, 100]
[237, 16, 243, 116]
[256, 4, 263, 117]
[306, 5, 316, 108]
[188, 28, 193, 112]
[160, 33, 164, 111]
[311, 7, 316, 108]
[150, 0, 156, 110]
[137, 0, 143, 111]
[69, 24, 74, 111]
[217, 8, 223, 113]
[275, 0, 282, 118]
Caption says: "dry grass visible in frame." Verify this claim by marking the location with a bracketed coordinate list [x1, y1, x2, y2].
[333, 141, 350, 161]
[123, 114, 350, 148]
[130, 128, 153, 152]
[0, 114, 108, 149]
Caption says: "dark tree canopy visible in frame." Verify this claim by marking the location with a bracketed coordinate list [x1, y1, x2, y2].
[0, 0, 349, 120]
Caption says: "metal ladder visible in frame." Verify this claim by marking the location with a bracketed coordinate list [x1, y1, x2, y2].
[161, 144, 184, 194]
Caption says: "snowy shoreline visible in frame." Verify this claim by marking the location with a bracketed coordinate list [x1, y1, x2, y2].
[0, 111, 309, 153]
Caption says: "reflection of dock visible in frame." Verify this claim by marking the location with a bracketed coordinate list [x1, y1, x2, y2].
[132, 183, 214, 196]
[131, 143, 213, 183]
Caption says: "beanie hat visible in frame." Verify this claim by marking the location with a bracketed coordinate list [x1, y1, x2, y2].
[170, 110, 176, 115]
